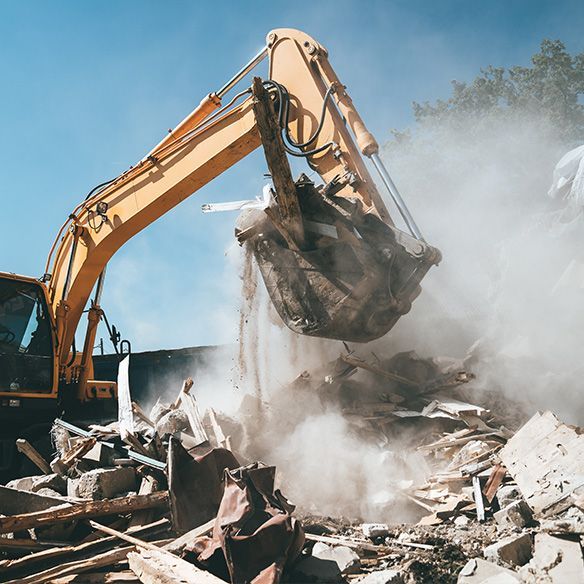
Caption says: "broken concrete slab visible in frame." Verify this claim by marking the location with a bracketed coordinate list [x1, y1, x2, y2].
[494, 499, 533, 528]
[67, 467, 137, 500]
[31, 473, 68, 495]
[312, 541, 360, 574]
[34, 487, 65, 499]
[483, 533, 533, 567]
[496, 485, 522, 509]
[155, 409, 189, 437]
[519, 533, 584, 583]
[457, 558, 520, 583]
[6, 474, 67, 496]
[6, 476, 37, 492]
[540, 506, 584, 534]
[499, 411, 584, 517]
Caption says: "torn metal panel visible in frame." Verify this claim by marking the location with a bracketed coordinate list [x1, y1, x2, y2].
[167, 438, 239, 534]
[189, 463, 305, 584]
[117, 355, 135, 440]
[0, 485, 66, 515]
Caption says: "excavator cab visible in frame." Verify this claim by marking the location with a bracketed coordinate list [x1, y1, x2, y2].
[0, 275, 55, 394]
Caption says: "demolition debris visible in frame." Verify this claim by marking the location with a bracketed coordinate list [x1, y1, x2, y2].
[1, 350, 583, 583]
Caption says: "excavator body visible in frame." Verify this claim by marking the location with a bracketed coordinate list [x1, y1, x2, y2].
[0, 28, 440, 475]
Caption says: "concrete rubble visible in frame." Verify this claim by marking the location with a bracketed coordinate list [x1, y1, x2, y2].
[0, 352, 583, 583]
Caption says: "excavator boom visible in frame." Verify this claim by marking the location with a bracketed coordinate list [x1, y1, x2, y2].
[0, 28, 439, 424]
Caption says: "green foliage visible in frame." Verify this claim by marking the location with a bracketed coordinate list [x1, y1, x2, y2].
[411, 40, 584, 141]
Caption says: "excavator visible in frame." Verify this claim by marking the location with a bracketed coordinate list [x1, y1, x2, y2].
[0, 28, 440, 474]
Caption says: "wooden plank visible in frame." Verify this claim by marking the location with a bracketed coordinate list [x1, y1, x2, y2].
[172, 378, 194, 409]
[51, 437, 96, 475]
[483, 464, 507, 503]
[341, 354, 418, 388]
[0, 491, 168, 534]
[117, 354, 135, 441]
[472, 476, 485, 522]
[0, 538, 69, 552]
[15, 438, 51, 474]
[177, 381, 208, 446]
[0, 519, 169, 577]
[51, 571, 140, 583]
[163, 517, 215, 555]
[128, 549, 223, 584]
[207, 408, 228, 449]
[132, 402, 155, 428]
[251, 76, 304, 247]
[91, 521, 224, 584]
[305, 532, 382, 553]
[3, 545, 134, 584]
[90, 521, 167, 553]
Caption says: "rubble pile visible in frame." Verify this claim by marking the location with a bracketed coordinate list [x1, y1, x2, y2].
[0, 351, 583, 583]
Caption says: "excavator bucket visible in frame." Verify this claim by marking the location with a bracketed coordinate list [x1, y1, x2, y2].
[237, 177, 440, 343]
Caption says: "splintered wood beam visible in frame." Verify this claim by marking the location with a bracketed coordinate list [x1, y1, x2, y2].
[128, 549, 224, 584]
[89, 522, 224, 584]
[251, 76, 304, 247]
[0, 491, 169, 534]
[163, 517, 215, 555]
[0, 539, 68, 552]
[15, 439, 51, 474]
[0, 518, 170, 579]
[3, 546, 134, 584]
[51, 437, 97, 475]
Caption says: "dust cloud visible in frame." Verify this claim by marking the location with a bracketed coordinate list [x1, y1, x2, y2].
[228, 105, 584, 520]
[380, 109, 583, 424]
[157, 104, 582, 521]
[230, 247, 427, 522]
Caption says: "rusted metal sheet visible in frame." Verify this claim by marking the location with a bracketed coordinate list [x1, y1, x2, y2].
[167, 439, 239, 534]
[185, 463, 304, 584]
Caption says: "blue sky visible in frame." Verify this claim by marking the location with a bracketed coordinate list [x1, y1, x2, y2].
[1, 0, 583, 351]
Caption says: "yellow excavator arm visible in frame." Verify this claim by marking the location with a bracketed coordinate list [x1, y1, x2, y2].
[0, 28, 439, 404]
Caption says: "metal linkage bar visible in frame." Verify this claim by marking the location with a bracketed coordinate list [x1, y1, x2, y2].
[217, 46, 268, 98]
[370, 152, 424, 241]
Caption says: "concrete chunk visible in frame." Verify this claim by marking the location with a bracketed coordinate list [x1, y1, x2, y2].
[540, 506, 584, 533]
[68, 467, 137, 500]
[458, 558, 520, 583]
[496, 485, 521, 509]
[483, 533, 533, 567]
[361, 523, 390, 538]
[6, 476, 37, 492]
[31, 473, 68, 495]
[519, 533, 584, 583]
[0, 485, 65, 515]
[312, 542, 360, 574]
[494, 500, 533, 528]
[499, 411, 584, 517]
[155, 409, 189, 437]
